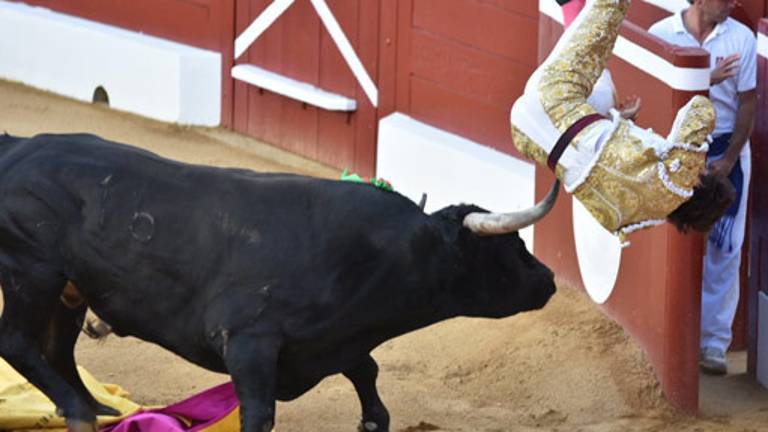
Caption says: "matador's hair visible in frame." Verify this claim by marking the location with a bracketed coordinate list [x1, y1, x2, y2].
[667, 172, 736, 233]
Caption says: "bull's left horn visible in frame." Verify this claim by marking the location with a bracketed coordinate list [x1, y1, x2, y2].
[462, 180, 560, 235]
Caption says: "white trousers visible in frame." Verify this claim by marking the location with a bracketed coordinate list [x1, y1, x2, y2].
[700, 144, 752, 352]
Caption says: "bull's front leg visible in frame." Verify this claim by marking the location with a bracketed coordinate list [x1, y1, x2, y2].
[223, 331, 281, 432]
[344, 355, 390, 432]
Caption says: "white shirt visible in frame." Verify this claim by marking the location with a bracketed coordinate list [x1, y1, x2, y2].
[649, 11, 757, 136]
[587, 69, 617, 117]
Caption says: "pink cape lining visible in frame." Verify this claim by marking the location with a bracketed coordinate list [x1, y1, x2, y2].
[100, 382, 238, 432]
[562, 0, 586, 29]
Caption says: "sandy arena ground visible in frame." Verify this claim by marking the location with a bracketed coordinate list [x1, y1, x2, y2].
[1, 80, 768, 431]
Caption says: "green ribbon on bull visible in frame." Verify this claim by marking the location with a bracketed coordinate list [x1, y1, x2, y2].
[340, 168, 394, 192]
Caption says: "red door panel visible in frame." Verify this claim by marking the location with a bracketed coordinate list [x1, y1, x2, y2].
[233, 0, 378, 175]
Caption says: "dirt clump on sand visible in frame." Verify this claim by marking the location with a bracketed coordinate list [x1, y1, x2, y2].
[2, 80, 768, 431]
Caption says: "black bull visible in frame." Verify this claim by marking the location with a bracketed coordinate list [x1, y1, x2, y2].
[0, 133, 556, 432]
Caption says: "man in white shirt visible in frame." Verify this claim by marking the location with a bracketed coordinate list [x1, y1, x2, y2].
[649, 0, 757, 375]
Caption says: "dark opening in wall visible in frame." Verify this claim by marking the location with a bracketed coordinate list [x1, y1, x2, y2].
[92, 86, 110, 106]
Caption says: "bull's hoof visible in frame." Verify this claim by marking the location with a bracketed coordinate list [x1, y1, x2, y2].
[66, 419, 98, 432]
[94, 401, 121, 417]
[358, 421, 385, 432]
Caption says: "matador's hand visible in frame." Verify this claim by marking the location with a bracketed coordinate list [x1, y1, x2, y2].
[618, 95, 641, 121]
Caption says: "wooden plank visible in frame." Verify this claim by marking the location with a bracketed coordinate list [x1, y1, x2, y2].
[233, 64, 356, 111]
[246, 88, 319, 160]
[661, 228, 704, 412]
[319, 0, 357, 97]
[241, 0, 314, 154]
[23, 0, 221, 50]
[255, 0, 285, 74]
[409, 77, 520, 157]
[412, 0, 537, 63]
[469, 0, 537, 17]
[395, 0, 414, 113]
[233, 0, 253, 134]
[353, 0, 380, 175]
[317, 110, 355, 170]
[279, 100, 320, 160]
[282, 0, 321, 84]
[246, 87, 282, 146]
[410, 29, 533, 110]
[219, 0, 236, 128]
[378, 0, 398, 118]
[279, 0, 317, 158]
[317, 0, 359, 171]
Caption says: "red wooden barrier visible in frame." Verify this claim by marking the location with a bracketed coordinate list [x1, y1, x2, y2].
[747, 18, 768, 375]
[233, 0, 379, 174]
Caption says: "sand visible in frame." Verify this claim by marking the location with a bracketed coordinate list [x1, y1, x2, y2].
[1, 79, 767, 431]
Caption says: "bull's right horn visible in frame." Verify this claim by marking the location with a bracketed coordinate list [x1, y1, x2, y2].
[462, 180, 560, 235]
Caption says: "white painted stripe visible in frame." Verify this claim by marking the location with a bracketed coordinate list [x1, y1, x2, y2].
[539, 0, 563, 25]
[310, 0, 378, 107]
[759, 33, 768, 60]
[639, 0, 688, 14]
[613, 37, 710, 91]
[234, 0, 294, 60]
[539, 0, 709, 91]
[232, 64, 357, 111]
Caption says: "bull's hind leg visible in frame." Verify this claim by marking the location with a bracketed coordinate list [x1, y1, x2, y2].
[0, 269, 98, 431]
[344, 355, 390, 432]
[43, 299, 121, 417]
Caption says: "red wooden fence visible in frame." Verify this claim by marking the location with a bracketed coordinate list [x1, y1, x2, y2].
[747, 18, 768, 375]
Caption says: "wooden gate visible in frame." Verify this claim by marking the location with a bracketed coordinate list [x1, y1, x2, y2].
[232, 0, 379, 174]
[379, 0, 538, 157]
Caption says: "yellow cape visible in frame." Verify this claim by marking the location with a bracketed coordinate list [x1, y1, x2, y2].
[0, 360, 240, 432]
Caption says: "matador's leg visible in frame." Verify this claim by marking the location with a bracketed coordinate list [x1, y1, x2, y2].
[511, 0, 629, 182]
[536, 0, 630, 130]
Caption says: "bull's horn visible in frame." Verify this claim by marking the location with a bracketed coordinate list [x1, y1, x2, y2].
[462, 180, 560, 235]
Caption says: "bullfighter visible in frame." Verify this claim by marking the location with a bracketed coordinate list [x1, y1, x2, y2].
[509, 0, 734, 244]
